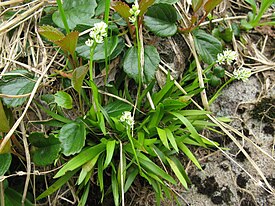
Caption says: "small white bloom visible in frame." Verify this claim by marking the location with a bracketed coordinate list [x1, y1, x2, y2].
[186, 0, 192, 5]
[120, 111, 134, 128]
[129, 16, 137, 23]
[93, 22, 108, 36]
[233, 67, 252, 82]
[129, 0, 140, 23]
[85, 39, 94, 47]
[216, 49, 238, 65]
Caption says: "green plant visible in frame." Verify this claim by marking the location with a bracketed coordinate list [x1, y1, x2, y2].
[241, 0, 275, 30]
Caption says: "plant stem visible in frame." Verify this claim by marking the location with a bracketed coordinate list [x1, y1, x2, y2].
[56, 0, 70, 34]
[104, 0, 111, 85]
[89, 44, 96, 82]
[127, 128, 141, 172]
[209, 77, 234, 105]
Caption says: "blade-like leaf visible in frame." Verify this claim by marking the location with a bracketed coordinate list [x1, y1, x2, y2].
[178, 142, 202, 170]
[157, 127, 170, 149]
[165, 128, 179, 152]
[104, 140, 116, 169]
[54, 143, 105, 178]
[192, 0, 203, 12]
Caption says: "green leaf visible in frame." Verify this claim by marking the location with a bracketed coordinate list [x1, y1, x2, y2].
[37, 169, 78, 200]
[104, 140, 116, 169]
[54, 31, 79, 56]
[144, 4, 178, 37]
[54, 91, 73, 109]
[29, 133, 61, 166]
[166, 157, 188, 189]
[165, 128, 179, 152]
[59, 122, 86, 156]
[154, 0, 179, 4]
[123, 46, 160, 83]
[193, 29, 222, 64]
[139, 0, 155, 16]
[103, 100, 132, 117]
[78, 184, 90, 206]
[54, 143, 105, 178]
[0, 153, 12, 176]
[5, 187, 33, 206]
[124, 167, 139, 192]
[0, 100, 10, 132]
[38, 25, 65, 41]
[178, 142, 202, 170]
[111, 168, 119, 206]
[52, 0, 98, 29]
[76, 36, 118, 61]
[0, 72, 36, 108]
[157, 127, 170, 149]
[72, 66, 89, 93]
[78, 154, 99, 185]
[204, 0, 222, 14]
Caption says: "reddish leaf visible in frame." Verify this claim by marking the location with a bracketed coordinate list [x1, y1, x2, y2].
[139, 0, 155, 16]
[192, 0, 203, 12]
[54, 31, 79, 56]
[204, 0, 222, 14]
[113, 1, 131, 19]
[39, 25, 65, 42]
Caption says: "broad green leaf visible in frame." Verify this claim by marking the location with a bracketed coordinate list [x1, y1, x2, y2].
[38, 25, 65, 41]
[103, 100, 132, 117]
[204, 0, 222, 14]
[76, 36, 118, 61]
[29, 133, 61, 166]
[139, 0, 155, 16]
[95, 0, 106, 16]
[166, 157, 188, 189]
[37, 169, 78, 200]
[54, 143, 105, 178]
[5, 187, 33, 206]
[0, 153, 12, 176]
[104, 140, 116, 169]
[58, 122, 86, 156]
[165, 128, 179, 152]
[52, 0, 97, 29]
[0, 73, 36, 108]
[0, 100, 10, 132]
[193, 29, 222, 64]
[123, 46, 160, 83]
[192, 0, 203, 12]
[113, 1, 131, 19]
[72, 65, 89, 93]
[157, 127, 170, 149]
[178, 142, 202, 170]
[144, 4, 178, 37]
[54, 91, 73, 109]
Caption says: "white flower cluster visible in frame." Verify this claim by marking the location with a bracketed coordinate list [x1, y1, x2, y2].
[129, 0, 140, 23]
[233, 67, 252, 82]
[216, 49, 238, 65]
[120, 111, 134, 128]
[85, 22, 108, 47]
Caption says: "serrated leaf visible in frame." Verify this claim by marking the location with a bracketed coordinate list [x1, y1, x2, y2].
[59, 122, 86, 156]
[193, 29, 222, 64]
[54, 91, 73, 109]
[0, 73, 36, 108]
[123, 45, 160, 83]
[29, 133, 61, 166]
[72, 66, 89, 93]
[38, 25, 65, 41]
[204, 0, 222, 14]
[0, 153, 12, 176]
[54, 31, 79, 56]
[144, 3, 178, 37]
[113, 1, 131, 19]
[52, 0, 98, 29]
[76, 36, 118, 61]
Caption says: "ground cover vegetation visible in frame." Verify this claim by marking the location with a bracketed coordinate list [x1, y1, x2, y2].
[0, 0, 274, 205]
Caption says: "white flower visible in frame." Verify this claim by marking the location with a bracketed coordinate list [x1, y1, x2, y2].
[85, 39, 94, 47]
[216, 49, 238, 65]
[129, 0, 140, 23]
[120, 111, 134, 128]
[86, 21, 108, 47]
[186, 0, 192, 5]
[233, 67, 252, 82]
